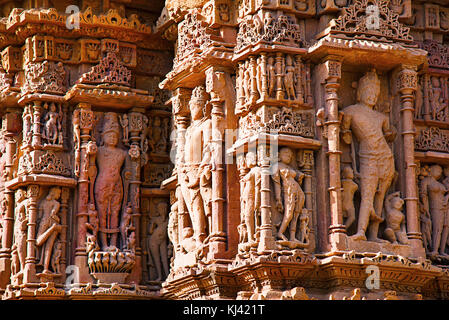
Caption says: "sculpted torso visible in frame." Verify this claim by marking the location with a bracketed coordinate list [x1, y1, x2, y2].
[343, 104, 392, 158]
[184, 119, 211, 165]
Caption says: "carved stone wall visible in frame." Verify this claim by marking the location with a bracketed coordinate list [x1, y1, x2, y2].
[1, 0, 449, 301]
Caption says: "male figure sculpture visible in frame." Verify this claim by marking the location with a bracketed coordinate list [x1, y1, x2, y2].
[341, 70, 396, 242]
[94, 113, 127, 250]
[180, 86, 212, 246]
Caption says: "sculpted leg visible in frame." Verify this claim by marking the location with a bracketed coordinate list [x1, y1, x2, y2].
[353, 174, 377, 241]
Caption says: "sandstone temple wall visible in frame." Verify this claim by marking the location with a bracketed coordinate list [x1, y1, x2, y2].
[0, 0, 448, 300]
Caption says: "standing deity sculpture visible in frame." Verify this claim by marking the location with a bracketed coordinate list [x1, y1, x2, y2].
[240, 151, 261, 244]
[43, 103, 63, 145]
[23, 105, 33, 145]
[429, 76, 447, 121]
[36, 187, 63, 274]
[272, 147, 306, 242]
[341, 70, 396, 242]
[147, 202, 169, 281]
[284, 55, 296, 100]
[94, 112, 127, 251]
[179, 85, 212, 246]
[419, 165, 448, 256]
[13, 189, 27, 275]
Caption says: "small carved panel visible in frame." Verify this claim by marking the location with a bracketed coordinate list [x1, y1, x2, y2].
[235, 11, 305, 53]
[236, 53, 312, 113]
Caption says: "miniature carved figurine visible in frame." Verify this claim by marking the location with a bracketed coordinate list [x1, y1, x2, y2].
[36, 187, 62, 274]
[429, 76, 447, 121]
[13, 189, 27, 274]
[299, 210, 310, 244]
[341, 166, 358, 230]
[94, 113, 127, 251]
[273, 147, 305, 242]
[119, 114, 129, 144]
[51, 241, 63, 274]
[341, 70, 396, 242]
[120, 203, 134, 249]
[43, 103, 62, 145]
[73, 109, 81, 177]
[240, 151, 261, 243]
[147, 202, 169, 281]
[420, 165, 447, 256]
[167, 200, 179, 257]
[284, 55, 296, 100]
[85, 203, 99, 237]
[23, 105, 33, 145]
[384, 192, 409, 245]
[180, 86, 212, 246]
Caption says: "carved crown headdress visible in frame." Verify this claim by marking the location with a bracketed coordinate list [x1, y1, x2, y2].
[357, 69, 380, 101]
[191, 85, 209, 103]
[102, 112, 120, 136]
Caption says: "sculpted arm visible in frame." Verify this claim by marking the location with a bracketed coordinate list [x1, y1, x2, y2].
[341, 111, 352, 145]
[272, 168, 283, 212]
[382, 115, 397, 142]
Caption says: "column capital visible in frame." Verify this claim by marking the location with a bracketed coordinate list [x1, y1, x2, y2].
[397, 66, 418, 93]
[322, 56, 343, 82]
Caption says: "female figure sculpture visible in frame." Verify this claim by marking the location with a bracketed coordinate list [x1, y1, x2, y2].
[420, 165, 447, 256]
[273, 147, 305, 242]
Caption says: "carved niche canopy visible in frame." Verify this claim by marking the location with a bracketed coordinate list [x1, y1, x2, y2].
[78, 51, 132, 87]
[328, 0, 413, 44]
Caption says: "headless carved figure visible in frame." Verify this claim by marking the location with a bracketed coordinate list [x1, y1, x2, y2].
[342, 70, 396, 242]
[94, 113, 127, 251]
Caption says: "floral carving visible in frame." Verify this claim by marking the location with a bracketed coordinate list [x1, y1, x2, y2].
[22, 61, 66, 95]
[235, 13, 304, 52]
[329, 0, 413, 43]
[415, 127, 449, 153]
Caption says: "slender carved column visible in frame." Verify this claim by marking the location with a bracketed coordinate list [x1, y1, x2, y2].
[31, 101, 43, 149]
[275, 52, 284, 100]
[302, 150, 315, 253]
[172, 88, 191, 265]
[127, 108, 145, 283]
[60, 187, 69, 282]
[322, 57, 347, 252]
[295, 55, 304, 104]
[23, 184, 39, 284]
[74, 103, 94, 282]
[260, 53, 268, 100]
[0, 108, 21, 289]
[206, 68, 227, 259]
[398, 65, 425, 258]
[258, 143, 276, 252]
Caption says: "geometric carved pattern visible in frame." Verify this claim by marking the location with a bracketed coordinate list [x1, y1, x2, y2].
[79, 52, 132, 87]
